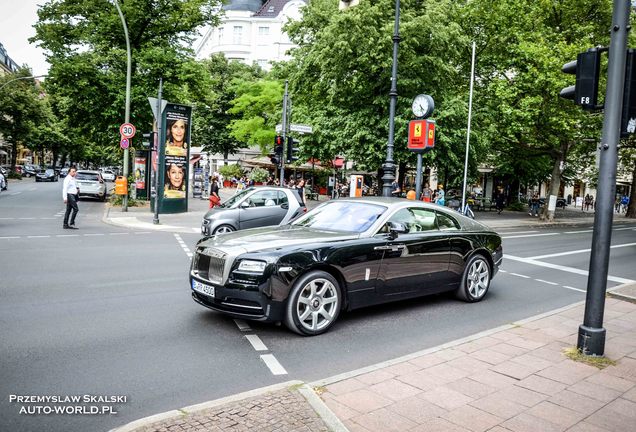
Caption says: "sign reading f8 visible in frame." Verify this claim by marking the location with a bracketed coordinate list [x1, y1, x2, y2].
[120, 123, 136, 139]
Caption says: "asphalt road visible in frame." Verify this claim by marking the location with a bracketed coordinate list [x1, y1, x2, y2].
[1, 179, 635, 432]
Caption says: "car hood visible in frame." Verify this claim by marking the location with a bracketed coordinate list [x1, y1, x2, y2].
[197, 225, 359, 255]
[204, 206, 236, 219]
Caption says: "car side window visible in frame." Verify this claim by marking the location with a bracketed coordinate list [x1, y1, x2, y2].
[436, 211, 460, 231]
[385, 208, 437, 234]
[248, 191, 278, 207]
[278, 191, 288, 206]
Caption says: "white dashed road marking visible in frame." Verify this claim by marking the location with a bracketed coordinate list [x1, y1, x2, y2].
[510, 273, 531, 279]
[260, 354, 288, 375]
[535, 279, 559, 286]
[502, 233, 560, 239]
[527, 242, 636, 260]
[173, 234, 193, 258]
[234, 320, 252, 332]
[563, 285, 586, 293]
[245, 335, 268, 351]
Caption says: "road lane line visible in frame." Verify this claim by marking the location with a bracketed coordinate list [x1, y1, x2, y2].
[109, 232, 129, 235]
[234, 319, 252, 332]
[0, 236, 20, 239]
[134, 231, 152, 234]
[502, 233, 560, 239]
[10, 192, 21, 195]
[563, 285, 586, 293]
[613, 227, 635, 231]
[564, 230, 593, 234]
[19, 218, 36, 220]
[174, 234, 192, 257]
[535, 279, 559, 286]
[260, 354, 288, 375]
[56, 234, 80, 238]
[497, 231, 539, 235]
[510, 273, 531, 279]
[245, 335, 268, 351]
[27, 235, 50, 238]
[506, 254, 635, 284]
[84, 233, 105, 236]
[527, 242, 636, 260]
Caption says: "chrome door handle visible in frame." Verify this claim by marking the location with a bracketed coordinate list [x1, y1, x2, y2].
[374, 244, 406, 251]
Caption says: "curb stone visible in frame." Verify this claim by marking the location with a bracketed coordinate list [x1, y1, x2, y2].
[109, 380, 349, 432]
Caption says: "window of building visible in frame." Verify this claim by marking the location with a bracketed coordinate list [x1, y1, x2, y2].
[233, 26, 243, 44]
[218, 27, 224, 44]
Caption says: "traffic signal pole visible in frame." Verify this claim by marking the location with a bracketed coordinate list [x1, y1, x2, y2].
[279, 81, 289, 183]
[578, 0, 630, 356]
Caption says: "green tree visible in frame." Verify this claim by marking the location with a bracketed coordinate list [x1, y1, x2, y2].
[0, 69, 50, 170]
[32, 0, 222, 166]
[282, 0, 476, 187]
[191, 54, 264, 161]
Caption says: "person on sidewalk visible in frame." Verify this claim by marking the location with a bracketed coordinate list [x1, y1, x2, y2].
[420, 182, 433, 202]
[495, 188, 505, 214]
[434, 184, 445, 206]
[62, 166, 79, 229]
[209, 177, 220, 208]
[529, 193, 540, 217]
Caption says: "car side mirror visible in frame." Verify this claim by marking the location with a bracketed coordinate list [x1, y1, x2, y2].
[387, 221, 408, 239]
[240, 200, 250, 208]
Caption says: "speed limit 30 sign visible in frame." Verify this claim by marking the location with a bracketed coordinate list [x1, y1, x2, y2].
[120, 123, 136, 139]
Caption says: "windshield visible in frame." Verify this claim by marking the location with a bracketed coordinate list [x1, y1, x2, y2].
[220, 188, 254, 208]
[292, 201, 386, 233]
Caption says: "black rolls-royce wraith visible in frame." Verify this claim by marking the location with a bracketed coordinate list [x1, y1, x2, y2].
[190, 197, 503, 336]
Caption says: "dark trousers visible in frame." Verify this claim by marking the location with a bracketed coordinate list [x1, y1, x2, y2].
[63, 194, 79, 226]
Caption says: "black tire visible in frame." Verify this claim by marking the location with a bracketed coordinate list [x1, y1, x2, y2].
[455, 254, 491, 302]
[212, 224, 235, 235]
[284, 270, 341, 336]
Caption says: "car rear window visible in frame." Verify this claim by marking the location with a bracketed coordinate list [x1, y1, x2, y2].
[76, 172, 100, 181]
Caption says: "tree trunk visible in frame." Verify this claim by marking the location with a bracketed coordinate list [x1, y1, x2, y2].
[10, 141, 18, 172]
[541, 140, 569, 222]
[626, 158, 636, 218]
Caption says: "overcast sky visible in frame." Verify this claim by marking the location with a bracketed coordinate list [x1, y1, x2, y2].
[0, 1, 49, 77]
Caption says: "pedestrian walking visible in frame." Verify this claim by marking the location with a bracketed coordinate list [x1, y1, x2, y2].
[529, 193, 540, 217]
[434, 184, 445, 206]
[391, 179, 401, 197]
[420, 182, 433, 202]
[62, 166, 79, 229]
[209, 176, 220, 208]
[621, 194, 630, 213]
[295, 178, 306, 206]
[495, 188, 505, 214]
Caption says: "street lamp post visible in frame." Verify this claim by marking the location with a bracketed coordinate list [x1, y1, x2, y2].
[113, 0, 132, 212]
[0, 75, 47, 91]
[381, 0, 400, 197]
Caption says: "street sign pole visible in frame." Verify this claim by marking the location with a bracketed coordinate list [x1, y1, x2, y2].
[578, 0, 630, 356]
[114, 0, 132, 212]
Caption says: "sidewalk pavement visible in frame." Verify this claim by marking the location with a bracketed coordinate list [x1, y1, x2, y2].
[103, 188, 627, 234]
[106, 190, 636, 432]
[112, 284, 636, 432]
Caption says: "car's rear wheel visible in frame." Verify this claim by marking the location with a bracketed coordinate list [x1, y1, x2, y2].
[213, 224, 235, 235]
[456, 254, 491, 302]
[285, 271, 341, 336]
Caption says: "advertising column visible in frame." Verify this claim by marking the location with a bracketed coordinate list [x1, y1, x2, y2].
[159, 103, 192, 213]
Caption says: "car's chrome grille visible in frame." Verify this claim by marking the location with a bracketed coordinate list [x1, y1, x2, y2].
[194, 247, 226, 284]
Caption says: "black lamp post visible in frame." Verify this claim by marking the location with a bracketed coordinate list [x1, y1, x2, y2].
[381, 0, 401, 197]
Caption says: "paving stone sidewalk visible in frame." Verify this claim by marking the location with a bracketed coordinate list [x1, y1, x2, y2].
[114, 287, 636, 432]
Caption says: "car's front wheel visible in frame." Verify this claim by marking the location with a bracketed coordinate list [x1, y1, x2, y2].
[213, 224, 235, 235]
[456, 254, 491, 302]
[285, 271, 341, 336]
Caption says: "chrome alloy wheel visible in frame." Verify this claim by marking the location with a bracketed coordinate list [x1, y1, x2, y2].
[295, 278, 339, 332]
[466, 259, 490, 299]
[214, 225, 234, 234]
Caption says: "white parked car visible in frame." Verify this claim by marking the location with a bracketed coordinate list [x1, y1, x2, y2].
[76, 170, 107, 201]
[101, 170, 116, 182]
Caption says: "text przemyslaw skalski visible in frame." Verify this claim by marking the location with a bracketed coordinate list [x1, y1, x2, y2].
[9, 395, 127, 404]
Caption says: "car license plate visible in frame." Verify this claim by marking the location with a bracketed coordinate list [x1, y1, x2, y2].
[192, 280, 215, 298]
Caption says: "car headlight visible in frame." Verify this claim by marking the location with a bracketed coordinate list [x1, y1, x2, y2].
[237, 260, 267, 274]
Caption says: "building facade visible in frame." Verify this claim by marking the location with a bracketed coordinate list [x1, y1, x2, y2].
[195, 0, 307, 70]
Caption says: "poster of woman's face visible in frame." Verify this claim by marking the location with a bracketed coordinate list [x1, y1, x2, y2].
[165, 119, 188, 156]
[164, 160, 185, 199]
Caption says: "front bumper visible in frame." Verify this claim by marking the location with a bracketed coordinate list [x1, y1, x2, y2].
[190, 274, 285, 322]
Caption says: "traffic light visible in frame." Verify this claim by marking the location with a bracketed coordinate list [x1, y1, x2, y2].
[286, 136, 299, 164]
[274, 135, 284, 156]
[621, 49, 636, 136]
[559, 48, 601, 110]
[268, 153, 281, 167]
[142, 132, 157, 150]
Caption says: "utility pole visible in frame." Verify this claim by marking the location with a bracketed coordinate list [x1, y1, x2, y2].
[578, 0, 630, 356]
[279, 81, 289, 183]
[153, 78, 163, 225]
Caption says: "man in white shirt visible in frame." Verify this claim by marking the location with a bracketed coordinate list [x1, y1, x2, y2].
[62, 166, 79, 229]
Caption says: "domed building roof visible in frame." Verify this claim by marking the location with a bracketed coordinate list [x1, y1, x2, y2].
[223, 0, 264, 12]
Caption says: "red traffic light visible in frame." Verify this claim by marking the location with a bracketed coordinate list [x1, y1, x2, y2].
[275, 135, 284, 145]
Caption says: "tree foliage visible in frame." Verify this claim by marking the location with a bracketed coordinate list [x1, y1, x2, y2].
[31, 0, 222, 165]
